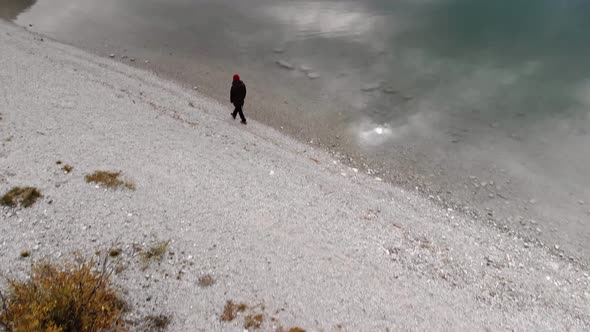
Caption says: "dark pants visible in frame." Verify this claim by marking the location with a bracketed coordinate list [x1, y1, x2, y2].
[232, 103, 246, 122]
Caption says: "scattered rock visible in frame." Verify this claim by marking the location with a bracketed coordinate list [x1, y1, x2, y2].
[578, 200, 585, 205]
[529, 199, 537, 205]
[383, 87, 397, 94]
[361, 82, 381, 92]
[130, 58, 136, 62]
[273, 48, 285, 54]
[193, 86, 198, 91]
[276, 60, 294, 70]
[307, 72, 320, 79]
[299, 65, 312, 72]
[109, 54, 115, 58]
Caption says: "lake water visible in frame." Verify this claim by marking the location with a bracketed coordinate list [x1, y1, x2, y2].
[3, 0, 590, 259]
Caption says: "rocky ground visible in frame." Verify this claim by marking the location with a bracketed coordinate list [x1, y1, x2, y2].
[1, 21, 590, 331]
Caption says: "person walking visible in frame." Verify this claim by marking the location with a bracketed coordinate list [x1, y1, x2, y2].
[230, 74, 247, 124]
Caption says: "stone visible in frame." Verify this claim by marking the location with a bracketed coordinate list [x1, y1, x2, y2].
[276, 60, 294, 70]
[383, 87, 397, 94]
[307, 72, 320, 79]
[109, 54, 115, 58]
[273, 48, 285, 54]
[299, 65, 312, 72]
[361, 82, 381, 92]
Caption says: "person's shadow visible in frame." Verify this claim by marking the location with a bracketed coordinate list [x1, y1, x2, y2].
[0, 0, 37, 21]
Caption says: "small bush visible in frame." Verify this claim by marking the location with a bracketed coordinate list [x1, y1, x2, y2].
[85, 171, 135, 190]
[0, 258, 127, 332]
[1, 187, 42, 208]
[19, 250, 30, 258]
[244, 314, 264, 329]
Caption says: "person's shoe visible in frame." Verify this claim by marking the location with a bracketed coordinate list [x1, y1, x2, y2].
[231, 112, 236, 120]
[241, 120, 247, 125]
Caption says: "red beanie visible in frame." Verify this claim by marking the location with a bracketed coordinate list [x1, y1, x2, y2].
[233, 74, 240, 81]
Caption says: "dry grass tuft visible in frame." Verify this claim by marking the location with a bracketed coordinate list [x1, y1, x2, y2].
[85, 171, 135, 190]
[144, 314, 171, 331]
[62, 165, 74, 174]
[0, 257, 127, 332]
[288, 327, 306, 332]
[1, 187, 42, 208]
[197, 274, 215, 288]
[136, 241, 170, 269]
[220, 301, 248, 322]
[244, 314, 264, 329]
[277, 327, 306, 332]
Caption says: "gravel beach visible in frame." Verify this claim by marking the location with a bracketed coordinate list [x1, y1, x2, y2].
[1, 21, 589, 331]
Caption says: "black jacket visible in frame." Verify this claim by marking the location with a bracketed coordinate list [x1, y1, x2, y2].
[230, 80, 247, 105]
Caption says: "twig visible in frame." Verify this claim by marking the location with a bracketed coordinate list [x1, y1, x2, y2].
[0, 289, 11, 328]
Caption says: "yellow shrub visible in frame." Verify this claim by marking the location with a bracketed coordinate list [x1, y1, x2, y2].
[0, 259, 127, 332]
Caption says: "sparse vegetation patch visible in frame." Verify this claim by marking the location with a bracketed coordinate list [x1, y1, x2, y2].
[0, 258, 127, 332]
[135, 240, 170, 269]
[85, 171, 135, 190]
[221, 301, 248, 322]
[244, 314, 264, 329]
[197, 274, 215, 288]
[1, 187, 42, 208]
